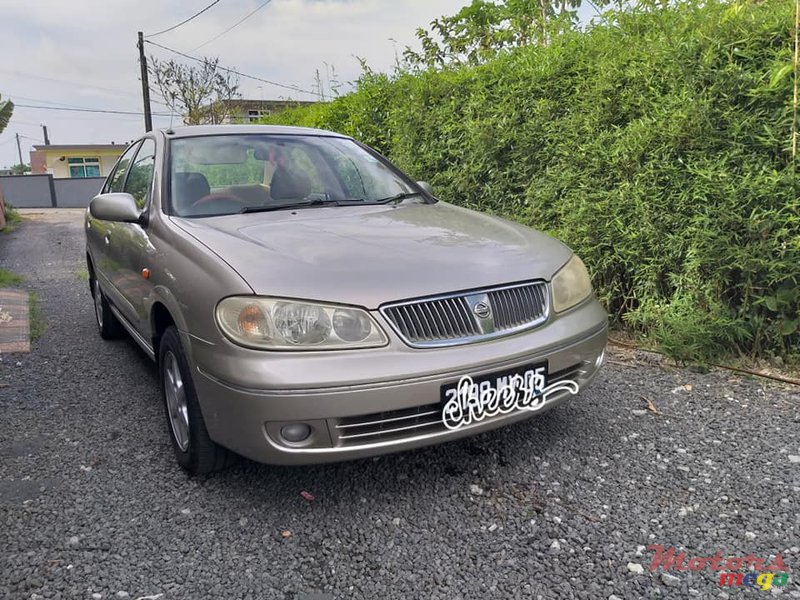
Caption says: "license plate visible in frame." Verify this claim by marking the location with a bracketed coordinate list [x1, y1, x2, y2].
[440, 361, 548, 409]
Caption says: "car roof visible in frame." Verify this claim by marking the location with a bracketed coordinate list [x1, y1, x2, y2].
[160, 124, 349, 139]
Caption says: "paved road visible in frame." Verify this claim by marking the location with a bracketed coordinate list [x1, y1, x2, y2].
[1, 209, 798, 600]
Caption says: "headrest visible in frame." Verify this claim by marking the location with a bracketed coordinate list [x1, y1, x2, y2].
[172, 172, 211, 213]
[270, 166, 312, 201]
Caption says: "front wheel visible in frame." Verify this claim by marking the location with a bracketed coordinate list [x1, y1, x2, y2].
[159, 326, 235, 474]
[91, 276, 124, 340]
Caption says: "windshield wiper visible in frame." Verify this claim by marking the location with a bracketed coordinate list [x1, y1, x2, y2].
[375, 192, 423, 204]
[240, 199, 340, 214]
[239, 195, 415, 214]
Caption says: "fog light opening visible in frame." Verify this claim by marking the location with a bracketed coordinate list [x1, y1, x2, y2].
[280, 423, 312, 443]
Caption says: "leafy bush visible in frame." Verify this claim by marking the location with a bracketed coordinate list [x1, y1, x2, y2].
[3, 202, 23, 232]
[264, 0, 799, 363]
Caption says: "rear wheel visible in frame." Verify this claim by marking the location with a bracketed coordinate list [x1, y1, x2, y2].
[159, 326, 235, 474]
[91, 276, 124, 340]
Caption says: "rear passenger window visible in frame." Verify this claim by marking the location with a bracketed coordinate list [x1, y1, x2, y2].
[106, 142, 141, 193]
[124, 139, 156, 209]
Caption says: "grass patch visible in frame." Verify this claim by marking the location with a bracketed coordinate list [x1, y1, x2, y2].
[0, 268, 23, 287]
[3, 204, 23, 233]
[28, 292, 45, 341]
[76, 268, 89, 281]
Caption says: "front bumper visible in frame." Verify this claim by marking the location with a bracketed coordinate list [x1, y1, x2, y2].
[189, 298, 608, 465]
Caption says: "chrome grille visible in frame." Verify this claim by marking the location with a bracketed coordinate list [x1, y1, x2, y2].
[335, 405, 444, 446]
[488, 284, 548, 330]
[381, 281, 549, 347]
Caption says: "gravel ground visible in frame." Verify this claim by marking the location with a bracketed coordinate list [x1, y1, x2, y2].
[1, 209, 798, 600]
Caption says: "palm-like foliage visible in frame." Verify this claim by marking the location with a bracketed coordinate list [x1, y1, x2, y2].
[0, 95, 13, 135]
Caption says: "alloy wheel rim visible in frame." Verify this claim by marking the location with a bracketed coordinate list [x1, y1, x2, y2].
[93, 279, 103, 327]
[164, 351, 190, 452]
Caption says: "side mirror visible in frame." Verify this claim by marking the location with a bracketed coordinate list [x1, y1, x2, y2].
[416, 181, 434, 196]
[89, 193, 141, 223]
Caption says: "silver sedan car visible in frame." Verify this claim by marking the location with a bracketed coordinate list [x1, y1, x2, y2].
[85, 125, 607, 474]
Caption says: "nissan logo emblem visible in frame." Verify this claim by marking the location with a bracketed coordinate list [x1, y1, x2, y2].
[473, 301, 491, 319]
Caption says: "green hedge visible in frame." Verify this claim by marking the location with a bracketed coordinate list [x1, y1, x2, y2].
[264, 0, 799, 363]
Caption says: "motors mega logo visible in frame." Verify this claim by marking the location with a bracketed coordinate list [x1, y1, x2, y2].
[648, 545, 791, 591]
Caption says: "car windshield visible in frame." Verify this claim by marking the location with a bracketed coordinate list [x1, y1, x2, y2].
[169, 134, 424, 217]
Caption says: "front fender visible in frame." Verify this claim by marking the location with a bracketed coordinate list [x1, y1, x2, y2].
[143, 213, 253, 362]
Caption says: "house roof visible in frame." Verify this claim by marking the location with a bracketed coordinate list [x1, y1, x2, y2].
[32, 144, 126, 152]
[221, 99, 317, 108]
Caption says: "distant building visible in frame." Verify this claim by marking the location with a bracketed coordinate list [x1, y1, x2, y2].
[209, 99, 317, 124]
[30, 143, 126, 178]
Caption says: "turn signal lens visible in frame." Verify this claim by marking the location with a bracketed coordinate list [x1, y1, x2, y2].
[238, 304, 269, 337]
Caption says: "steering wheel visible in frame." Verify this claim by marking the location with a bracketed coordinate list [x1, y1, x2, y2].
[191, 192, 248, 209]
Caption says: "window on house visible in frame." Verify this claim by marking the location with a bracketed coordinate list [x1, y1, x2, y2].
[67, 157, 101, 178]
[248, 110, 262, 122]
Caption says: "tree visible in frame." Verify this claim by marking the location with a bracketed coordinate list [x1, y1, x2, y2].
[149, 57, 241, 125]
[10, 164, 29, 175]
[0, 94, 13, 134]
[404, 0, 601, 68]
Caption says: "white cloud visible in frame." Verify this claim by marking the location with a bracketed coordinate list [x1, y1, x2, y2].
[0, 0, 466, 166]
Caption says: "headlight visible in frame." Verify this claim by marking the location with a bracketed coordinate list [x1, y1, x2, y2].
[552, 254, 593, 313]
[215, 297, 388, 350]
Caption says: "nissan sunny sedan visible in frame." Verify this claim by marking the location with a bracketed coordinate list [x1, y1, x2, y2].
[85, 125, 607, 474]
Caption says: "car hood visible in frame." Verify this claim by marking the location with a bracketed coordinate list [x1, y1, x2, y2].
[172, 202, 572, 309]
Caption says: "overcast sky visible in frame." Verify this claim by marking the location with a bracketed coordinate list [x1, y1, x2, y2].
[0, 0, 477, 168]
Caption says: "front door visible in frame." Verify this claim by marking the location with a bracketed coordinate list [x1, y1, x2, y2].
[89, 141, 140, 315]
[108, 138, 157, 332]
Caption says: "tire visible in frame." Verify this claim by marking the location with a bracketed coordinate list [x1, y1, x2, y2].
[91, 275, 125, 340]
[159, 326, 235, 474]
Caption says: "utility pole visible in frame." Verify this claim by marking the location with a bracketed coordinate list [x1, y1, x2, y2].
[42, 124, 50, 146]
[15, 133, 23, 167]
[137, 31, 153, 132]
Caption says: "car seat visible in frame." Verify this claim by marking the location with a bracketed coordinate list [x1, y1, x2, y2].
[270, 166, 312, 201]
[172, 172, 211, 214]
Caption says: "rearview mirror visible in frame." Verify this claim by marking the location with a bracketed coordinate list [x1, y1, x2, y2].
[416, 181, 434, 196]
[89, 193, 141, 223]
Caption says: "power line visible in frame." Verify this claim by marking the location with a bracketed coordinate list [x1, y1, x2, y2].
[9, 93, 105, 110]
[0, 68, 171, 107]
[192, 0, 273, 51]
[14, 103, 172, 117]
[146, 0, 223, 38]
[585, 0, 604, 17]
[145, 39, 316, 96]
[9, 92, 169, 115]
[5, 117, 42, 126]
